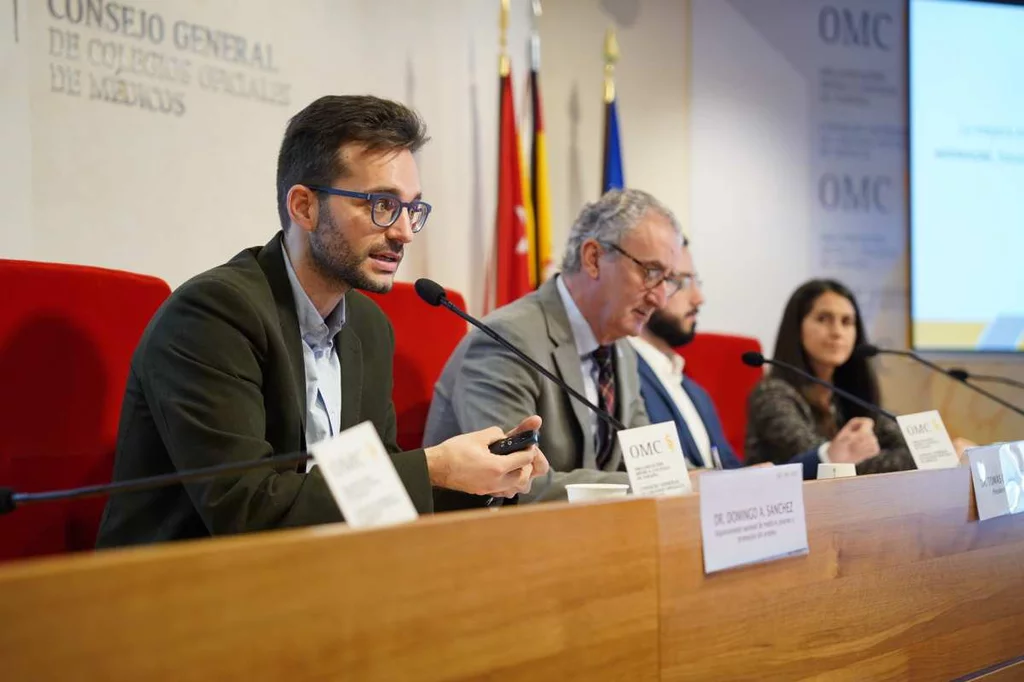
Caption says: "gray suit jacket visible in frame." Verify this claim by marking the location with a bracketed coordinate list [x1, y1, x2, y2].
[424, 277, 648, 507]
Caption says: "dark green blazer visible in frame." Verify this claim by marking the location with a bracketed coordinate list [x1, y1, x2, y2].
[95, 233, 432, 548]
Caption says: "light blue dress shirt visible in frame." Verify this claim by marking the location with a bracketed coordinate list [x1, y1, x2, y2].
[282, 248, 346, 471]
[555, 275, 603, 450]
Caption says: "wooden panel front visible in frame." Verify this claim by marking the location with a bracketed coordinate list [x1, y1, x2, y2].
[658, 467, 1024, 681]
[0, 499, 660, 681]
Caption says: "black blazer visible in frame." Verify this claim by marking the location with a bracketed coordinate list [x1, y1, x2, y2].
[745, 377, 915, 475]
[96, 234, 432, 548]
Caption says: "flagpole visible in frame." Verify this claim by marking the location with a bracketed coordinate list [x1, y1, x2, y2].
[487, 0, 511, 313]
[529, 0, 542, 288]
[531, 0, 542, 70]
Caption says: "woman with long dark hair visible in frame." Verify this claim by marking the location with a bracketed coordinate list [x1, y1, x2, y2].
[745, 279, 915, 475]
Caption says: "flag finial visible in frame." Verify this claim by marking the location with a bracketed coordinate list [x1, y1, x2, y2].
[500, 0, 510, 76]
[603, 27, 619, 103]
[530, 1, 542, 70]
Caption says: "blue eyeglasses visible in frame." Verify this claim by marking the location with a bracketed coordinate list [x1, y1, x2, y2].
[306, 185, 432, 233]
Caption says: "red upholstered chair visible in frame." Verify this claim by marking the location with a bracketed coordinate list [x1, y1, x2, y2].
[674, 332, 764, 461]
[0, 260, 170, 560]
[364, 283, 468, 451]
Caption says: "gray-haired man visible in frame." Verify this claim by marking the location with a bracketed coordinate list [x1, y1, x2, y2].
[424, 189, 690, 507]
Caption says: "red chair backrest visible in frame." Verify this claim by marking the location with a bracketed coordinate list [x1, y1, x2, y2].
[364, 283, 468, 451]
[675, 332, 763, 460]
[0, 260, 170, 560]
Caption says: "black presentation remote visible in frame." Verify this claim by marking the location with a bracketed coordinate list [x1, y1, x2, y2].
[488, 430, 540, 455]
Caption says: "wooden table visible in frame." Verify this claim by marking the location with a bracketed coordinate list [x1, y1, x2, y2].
[1, 467, 1022, 681]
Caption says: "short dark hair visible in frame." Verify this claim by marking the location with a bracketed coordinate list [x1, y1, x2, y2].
[276, 95, 429, 229]
[770, 279, 880, 420]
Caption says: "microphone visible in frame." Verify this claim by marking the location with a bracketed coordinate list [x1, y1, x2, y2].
[0, 451, 310, 516]
[947, 367, 1024, 392]
[741, 351, 897, 421]
[415, 278, 626, 431]
[945, 368, 968, 382]
[856, 344, 1024, 418]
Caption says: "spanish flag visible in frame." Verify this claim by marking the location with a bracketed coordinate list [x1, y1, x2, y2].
[528, 30, 553, 287]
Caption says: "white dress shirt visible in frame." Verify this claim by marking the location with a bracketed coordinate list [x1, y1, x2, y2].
[555, 276, 603, 450]
[629, 336, 713, 469]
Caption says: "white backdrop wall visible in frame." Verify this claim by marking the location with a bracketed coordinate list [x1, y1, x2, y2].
[0, 0, 33, 258]
[537, 0, 690, 268]
[3, 0, 1021, 441]
[689, 0, 907, 354]
[1, 0, 535, 314]
[2, 0, 691, 313]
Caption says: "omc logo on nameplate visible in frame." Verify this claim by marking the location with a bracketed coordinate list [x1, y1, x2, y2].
[627, 434, 677, 459]
[905, 420, 941, 436]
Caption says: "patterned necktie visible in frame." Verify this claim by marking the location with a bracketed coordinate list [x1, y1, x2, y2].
[591, 345, 617, 469]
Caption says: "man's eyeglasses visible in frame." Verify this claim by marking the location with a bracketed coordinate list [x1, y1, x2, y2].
[600, 242, 700, 297]
[306, 186, 432, 233]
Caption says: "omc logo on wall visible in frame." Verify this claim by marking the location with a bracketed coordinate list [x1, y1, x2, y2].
[818, 5, 896, 51]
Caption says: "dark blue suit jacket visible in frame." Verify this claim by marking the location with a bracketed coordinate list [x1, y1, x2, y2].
[636, 354, 821, 479]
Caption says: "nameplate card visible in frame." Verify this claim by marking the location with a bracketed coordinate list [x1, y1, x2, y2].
[618, 421, 693, 497]
[699, 464, 808, 574]
[968, 441, 1024, 521]
[310, 421, 419, 529]
[896, 410, 960, 469]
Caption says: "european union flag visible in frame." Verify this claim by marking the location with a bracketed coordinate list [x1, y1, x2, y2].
[602, 97, 624, 192]
[601, 27, 624, 193]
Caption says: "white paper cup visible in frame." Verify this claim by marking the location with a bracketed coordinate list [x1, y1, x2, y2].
[565, 483, 630, 503]
[818, 463, 857, 479]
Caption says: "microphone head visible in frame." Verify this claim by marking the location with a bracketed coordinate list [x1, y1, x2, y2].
[741, 351, 766, 368]
[854, 344, 880, 359]
[414, 278, 447, 307]
[948, 367, 969, 382]
[0, 487, 15, 515]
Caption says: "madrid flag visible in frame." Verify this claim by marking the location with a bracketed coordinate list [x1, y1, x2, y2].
[492, 69, 533, 309]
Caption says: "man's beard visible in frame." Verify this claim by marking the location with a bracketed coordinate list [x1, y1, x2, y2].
[308, 205, 400, 294]
[646, 309, 697, 348]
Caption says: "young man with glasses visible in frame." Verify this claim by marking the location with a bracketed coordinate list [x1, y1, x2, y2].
[97, 95, 547, 547]
[424, 189, 687, 507]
